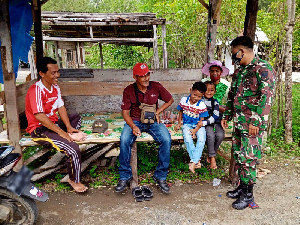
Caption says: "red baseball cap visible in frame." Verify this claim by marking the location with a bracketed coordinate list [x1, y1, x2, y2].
[133, 63, 151, 76]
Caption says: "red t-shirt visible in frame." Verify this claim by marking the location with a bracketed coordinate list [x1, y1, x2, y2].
[25, 80, 64, 133]
[121, 81, 172, 121]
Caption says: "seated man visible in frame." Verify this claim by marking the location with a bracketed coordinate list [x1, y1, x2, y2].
[25, 57, 87, 192]
[115, 63, 174, 193]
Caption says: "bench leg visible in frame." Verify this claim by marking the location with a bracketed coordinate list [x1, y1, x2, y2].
[130, 142, 138, 189]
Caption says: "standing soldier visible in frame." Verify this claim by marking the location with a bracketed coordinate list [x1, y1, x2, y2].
[221, 36, 276, 210]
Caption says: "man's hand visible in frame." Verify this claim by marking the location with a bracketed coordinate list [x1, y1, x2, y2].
[58, 131, 73, 142]
[249, 124, 259, 136]
[197, 120, 203, 128]
[190, 129, 197, 139]
[219, 106, 226, 114]
[221, 119, 228, 130]
[132, 125, 142, 136]
[67, 126, 79, 134]
[155, 113, 161, 124]
[174, 123, 181, 132]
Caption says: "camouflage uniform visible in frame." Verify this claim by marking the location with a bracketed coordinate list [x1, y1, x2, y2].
[224, 57, 276, 185]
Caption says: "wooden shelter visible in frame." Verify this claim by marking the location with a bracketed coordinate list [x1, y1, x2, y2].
[41, 12, 168, 69]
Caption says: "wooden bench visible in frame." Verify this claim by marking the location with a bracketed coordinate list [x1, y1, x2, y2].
[0, 68, 233, 186]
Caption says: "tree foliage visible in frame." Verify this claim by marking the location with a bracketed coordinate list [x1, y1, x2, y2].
[42, 0, 299, 69]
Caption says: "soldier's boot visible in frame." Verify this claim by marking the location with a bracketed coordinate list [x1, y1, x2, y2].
[226, 182, 245, 199]
[232, 183, 254, 210]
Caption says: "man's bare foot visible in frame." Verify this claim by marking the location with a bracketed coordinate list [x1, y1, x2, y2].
[68, 179, 88, 192]
[189, 162, 195, 173]
[195, 161, 202, 169]
[210, 157, 217, 169]
[69, 131, 87, 142]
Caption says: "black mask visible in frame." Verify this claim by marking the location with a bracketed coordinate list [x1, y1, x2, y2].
[232, 50, 243, 65]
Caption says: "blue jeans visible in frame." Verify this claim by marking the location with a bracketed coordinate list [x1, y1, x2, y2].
[182, 124, 206, 164]
[119, 121, 171, 180]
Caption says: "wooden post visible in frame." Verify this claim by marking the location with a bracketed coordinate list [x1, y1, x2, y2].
[28, 45, 37, 80]
[204, 0, 221, 63]
[153, 25, 159, 69]
[162, 24, 168, 69]
[0, 0, 23, 167]
[76, 42, 80, 68]
[99, 43, 104, 69]
[54, 41, 60, 67]
[130, 142, 138, 189]
[31, 0, 43, 67]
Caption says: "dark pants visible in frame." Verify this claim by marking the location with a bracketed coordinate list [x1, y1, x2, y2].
[119, 121, 171, 180]
[31, 113, 82, 183]
[205, 123, 225, 157]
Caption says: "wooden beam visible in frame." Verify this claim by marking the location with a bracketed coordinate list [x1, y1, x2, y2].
[43, 37, 154, 43]
[42, 21, 165, 26]
[162, 24, 168, 69]
[0, 0, 23, 167]
[198, 0, 209, 10]
[153, 25, 159, 69]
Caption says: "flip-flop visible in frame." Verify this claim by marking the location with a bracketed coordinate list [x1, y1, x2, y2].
[142, 185, 153, 201]
[132, 186, 144, 202]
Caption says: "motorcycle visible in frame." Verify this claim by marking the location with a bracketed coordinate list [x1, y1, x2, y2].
[0, 146, 48, 224]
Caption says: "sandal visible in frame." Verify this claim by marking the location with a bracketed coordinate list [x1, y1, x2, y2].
[132, 186, 144, 202]
[142, 185, 153, 201]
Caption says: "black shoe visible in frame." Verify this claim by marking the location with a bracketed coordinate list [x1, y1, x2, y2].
[132, 186, 144, 202]
[115, 178, 132, 192]
[152, 176, 170, 193]
[232, 184, 254, 210]
[226, 182, 245, 199]
[142, 185, 153, 201]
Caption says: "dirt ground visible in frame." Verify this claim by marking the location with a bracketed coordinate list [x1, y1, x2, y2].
[36, 160, 300, 225]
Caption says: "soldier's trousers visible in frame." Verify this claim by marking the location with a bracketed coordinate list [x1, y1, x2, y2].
[232, 128, 263, 185]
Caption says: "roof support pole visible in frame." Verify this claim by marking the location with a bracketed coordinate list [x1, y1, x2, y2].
[54, 41, 61, 67]
[204, 0, 221, 63]
[31, 0, 43, 66]
[0, 0, 23, 168]
[153, 25, 159, 69]
[99, 43, 104, 69]
[76, 42, 80, 68]
[162, 24, 168, 69]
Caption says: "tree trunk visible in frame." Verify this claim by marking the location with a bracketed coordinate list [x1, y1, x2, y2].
[243, 0, 258, 41]
[204, 0, 222, 63]
[284, 0, 295, 144]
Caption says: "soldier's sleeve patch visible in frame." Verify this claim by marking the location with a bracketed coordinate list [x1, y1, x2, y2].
[261, 71, 269, 81]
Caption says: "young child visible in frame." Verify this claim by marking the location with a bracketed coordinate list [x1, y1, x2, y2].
[198, 81, 225, 169]
[175, 81, 209, 173]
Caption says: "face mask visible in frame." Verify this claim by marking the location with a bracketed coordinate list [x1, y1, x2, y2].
[232, 50, 243, 65]
[211, 74, 221, 82]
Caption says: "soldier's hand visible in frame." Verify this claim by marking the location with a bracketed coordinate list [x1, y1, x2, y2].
[249, 124, 259, 136]
[221, 119, 228, 130]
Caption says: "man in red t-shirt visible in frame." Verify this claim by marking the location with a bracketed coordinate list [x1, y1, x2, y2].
[115, 63, 174, 194]
[25, 57, 87, 193]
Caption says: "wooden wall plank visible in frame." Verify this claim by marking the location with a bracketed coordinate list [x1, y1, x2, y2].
[59, 81, 196, 96]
